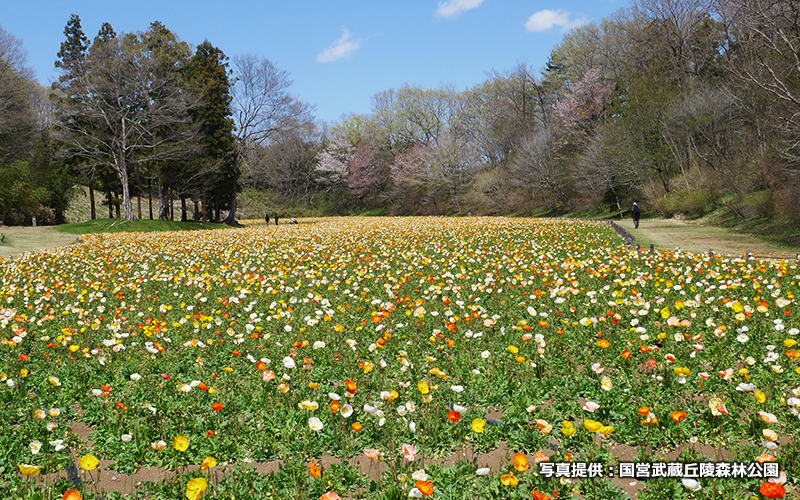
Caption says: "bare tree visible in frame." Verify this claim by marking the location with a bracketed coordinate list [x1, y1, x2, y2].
[228, 53, 312, 224]
[510, 129, 570, 208]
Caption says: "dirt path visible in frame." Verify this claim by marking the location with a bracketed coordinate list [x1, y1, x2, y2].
[614, 218, 800, 258]
[0, 225, 79, 259]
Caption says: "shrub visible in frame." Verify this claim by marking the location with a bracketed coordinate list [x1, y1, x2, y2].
[742, 190, 775, 219]
[657, 189, 718, 219]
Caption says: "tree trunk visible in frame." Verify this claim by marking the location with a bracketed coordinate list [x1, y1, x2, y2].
[214, 196, 220, 223]
[181, 196, 187, 222]
[202, 192, 207, 223]
[223, 190, 240, 226]
[148, 177, 153, 220]
[158, 183, 170, 220]
[136, 168, 142, 220]
[89, 185, 96, 220]
[169, 190, 174, 221]
[108, 191, 113, 218]
[194, 200, 199, 222]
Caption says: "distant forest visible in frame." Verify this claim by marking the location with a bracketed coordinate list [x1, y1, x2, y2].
[2, 1, 800, 238]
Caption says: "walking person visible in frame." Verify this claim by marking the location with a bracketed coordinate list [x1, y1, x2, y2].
[274, 213, 279, 226]
[265, 213, 270, 225]
[632, 202, 642, 229]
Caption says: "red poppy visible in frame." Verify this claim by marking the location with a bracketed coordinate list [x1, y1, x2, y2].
[760, 481, 786, 498]
[448, 411, 461, 422]
[199, 382, 209, 391]
[116, 401, 128, 410]
[206, 430, 215, 437]
[212, 403, 224, 411]
[621, 350, 632, 359]
[19, 354, 29, 361]
[231, 350, 240, 356]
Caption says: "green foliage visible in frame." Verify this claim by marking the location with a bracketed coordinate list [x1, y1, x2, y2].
[0, 160, 50, 225]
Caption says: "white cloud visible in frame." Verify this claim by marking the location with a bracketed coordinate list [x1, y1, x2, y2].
[317, 28, 363, 63]
[436, 0, 487, 19]
[525, 9, 587, 32]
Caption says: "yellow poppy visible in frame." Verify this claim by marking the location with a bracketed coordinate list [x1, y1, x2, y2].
[173, 435, 189, 452]
[472, 418, 486, 433]
[186, 477, 208, 500]
[200, 456, 217, 471]
[583, 420, 602, 433]
[500, 472, 519, 487]
[79, 454, 99, 471]
[19, 464, 41, 476]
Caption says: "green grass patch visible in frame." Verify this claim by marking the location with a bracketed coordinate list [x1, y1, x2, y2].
[55, 218, 228, 235]
[709, 208, 800, 248]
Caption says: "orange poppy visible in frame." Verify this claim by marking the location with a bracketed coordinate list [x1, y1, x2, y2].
[513, 452, 529, 472]
[598, 339, 610, 348]
[621, 350, 632, 359]
[199, 382, 210, 391]
[448, 411, 461, 422]
[351, 422, 363, 431]
[345, 379, 357, 394]
[330, 401, 342, 413]
[310, 460, 322, 478]
[637, 406, 651, 417]
[320, 492, 342, 500]
[760, 482, 786, 498]
[416, 480, 434, 496]
[671, 411, 687, 423]
[533, 491, 554, 500]
[63, 489, 83, 500]
[116, 401, 128, 410]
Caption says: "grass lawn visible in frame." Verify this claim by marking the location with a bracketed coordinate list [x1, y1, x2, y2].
[55, 218, 228, 235]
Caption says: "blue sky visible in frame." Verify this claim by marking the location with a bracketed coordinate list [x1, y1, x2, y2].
[4, 0, 626, 124]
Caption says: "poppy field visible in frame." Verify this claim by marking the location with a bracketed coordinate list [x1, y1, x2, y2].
[1, 217, 798, 500]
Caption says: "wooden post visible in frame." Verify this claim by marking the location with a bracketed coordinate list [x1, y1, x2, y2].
[650, 244, 654, 255]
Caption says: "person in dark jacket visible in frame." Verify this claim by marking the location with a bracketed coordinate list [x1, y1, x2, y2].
[265, 213, 270, 225]
[274, 214, 279, 226]
[632, 202, 642, 229]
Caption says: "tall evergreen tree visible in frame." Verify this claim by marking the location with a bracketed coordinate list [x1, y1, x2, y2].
[186, 40, 236, 224]
[55, 14, 89, 85]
